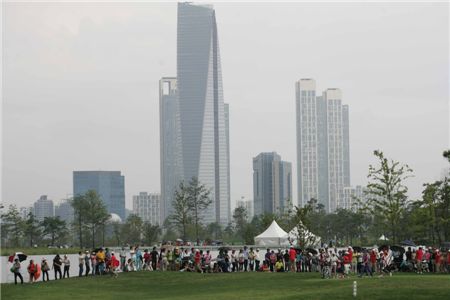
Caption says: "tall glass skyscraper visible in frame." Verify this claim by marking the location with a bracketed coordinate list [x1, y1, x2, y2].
[160, 3, 230, 225]
[73, 171, 125, 220]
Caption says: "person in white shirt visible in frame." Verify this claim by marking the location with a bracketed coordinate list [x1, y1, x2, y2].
[78, 252, 85, 277]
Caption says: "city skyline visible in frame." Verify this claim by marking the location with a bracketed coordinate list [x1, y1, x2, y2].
[2, 2, 449, 210]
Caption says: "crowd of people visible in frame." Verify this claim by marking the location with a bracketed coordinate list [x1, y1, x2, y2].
[9, 244, 450, 285]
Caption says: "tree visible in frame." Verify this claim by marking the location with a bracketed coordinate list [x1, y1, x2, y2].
[82, 190, 110, 248]
[121, 214, 143, 244]
[142, 222, 161, 246]
[24, 212, 42, 247]
[41, 216, 67, 246]
[1, 205, 25, 247]
[170, 181, 193, 240]
[364, 150, 413, 244]
[71, 194, 89, 248]
[206, 222, 223, 240]
[232, 206, 248, 239]
[111, 221, 122, 246]
[187, 177, 212, 244]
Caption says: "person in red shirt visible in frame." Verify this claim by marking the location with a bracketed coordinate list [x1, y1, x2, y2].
[416, 247, 424, 274]
[194, 249, 202, 272]
[343, 252, 351, 277]
[435, 250, 441, 273]
[143, 249, 151, 270]
[289, 247, 296, 272]
[370, 249, 377, 274]
[27, 260, 37, 283]
[109, 253, 120, 277]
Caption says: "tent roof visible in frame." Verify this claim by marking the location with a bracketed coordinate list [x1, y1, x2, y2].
[255, 220, 288, 238]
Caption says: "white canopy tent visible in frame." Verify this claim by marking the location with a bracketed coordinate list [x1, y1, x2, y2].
[254, 220, 289, 247]
[379, 234, 389, 241]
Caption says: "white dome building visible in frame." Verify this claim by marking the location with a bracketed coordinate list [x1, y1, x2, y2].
[109, 213, 123, 224]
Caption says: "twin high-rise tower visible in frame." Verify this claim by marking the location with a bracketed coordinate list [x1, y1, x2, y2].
[160, 3, 230, 226]
[296, 79, 350, 212]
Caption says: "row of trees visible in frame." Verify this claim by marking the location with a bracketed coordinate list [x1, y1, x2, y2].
[2, 150, 449, 249]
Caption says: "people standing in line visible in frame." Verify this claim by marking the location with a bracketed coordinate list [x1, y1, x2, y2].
[84, 251, 91, 276]
[78, 251, 85, 277]
[53, 254, 63, 280]
[63, 255, 71, 278]
[41, 258, 50, 282]
[27, 259, 37, 284]
[11, 258, 24, 285]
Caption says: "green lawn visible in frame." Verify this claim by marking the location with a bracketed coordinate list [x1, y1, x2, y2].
[2, 272, 450, 300]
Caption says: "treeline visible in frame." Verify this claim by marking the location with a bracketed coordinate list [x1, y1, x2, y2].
[2, 150, 449, 249]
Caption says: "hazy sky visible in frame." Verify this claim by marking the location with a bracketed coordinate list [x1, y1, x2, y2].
[2, 1, 449, 210]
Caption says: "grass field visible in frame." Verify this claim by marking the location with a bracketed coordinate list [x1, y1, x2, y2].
[2, 271, 450, 300]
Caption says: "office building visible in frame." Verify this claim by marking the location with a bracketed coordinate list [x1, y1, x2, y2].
[132, 192, 161, 225]
[160, 3, 230, 225]
[253, 152, 292, 216]
[73, 171, 125, 220]
[33, 195, 54, 221]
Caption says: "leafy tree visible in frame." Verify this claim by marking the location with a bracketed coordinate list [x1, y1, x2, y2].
[121, 214, 143, 244]
[170, 181, 193, 240]
[24, 212, 42, 247]
[1, 205, 25, 247]
[82, 190, 110, 248]
[71, 194, 89, 247]
[364, 150, 413, 244]
[41, 216, 67, 246]
[142, 222, 161, 246]
[232, 206, 248, 238]
[206, 222, 223, 240]
[187, 177, 212, 244]
[111, 221, 122, 246]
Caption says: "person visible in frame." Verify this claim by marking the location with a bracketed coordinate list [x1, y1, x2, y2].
[90, 252, 97, 276]
[27, 259, 37, 283]
[109, 252, 120, 277]
[255, 249, 261, 271]
[167, 249, 174, 271]
[84, 250, 91, 276]
[41, 258, 50, 282]
[143, 249, 151, 270]
[151, 247, 159, 271]
[243, 246, 249, 271]
[269, 250, 277, 272]
[127, 258, 135, 272]
[161, 248, 168, 271]
[283, 250, 290, 272]
[359, 250, 373, 278]
[230, 249, 237, 272]
[435, 250, 441, 273]
[275, 258, 284, 272]
[203, 250, 212, 273]
[53, 254, 63, 280]
[260, 260, 270, 272]
[289, 247, 296, 272]
[96, 248, 106, 275]
[120, 247, 127, 272]
[194, 249, 202, 273]
[11, 258, 24, 285]
[135, 247, 142, 271]
[238, 249, 244, 272]
[343, 251, 351, 277]
[63, 255, 71, 278]
[330, 252, 338, 278]
[416, 247, 424, 274]
[248, 248, 255, 271]
[78, 251, 85, 277]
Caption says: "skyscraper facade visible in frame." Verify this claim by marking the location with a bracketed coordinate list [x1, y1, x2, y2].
[132, 192, 161, 225]
[253, 152, 292, 216]
[296, 80, 351, 212]
[33, 195, 54, 222]
[159, 77, 182, 223]
[296, 79, 319, 208]
[173, 2, 230, 225]
[73, 171, 125, 220]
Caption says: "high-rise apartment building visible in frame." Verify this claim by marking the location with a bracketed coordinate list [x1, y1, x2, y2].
[55, 199, 74, 223]
[296, 80, 351, 212]
[236, 196, 254, 221]
[160, 3, 230, 225]
[296, 79, 319, 208]
[253, 152, 292, 216]
[132, 192, 161, 225]
[33, 195, 54, 221]
[73, 171, 125, 220]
